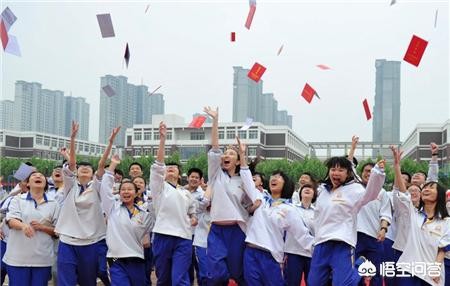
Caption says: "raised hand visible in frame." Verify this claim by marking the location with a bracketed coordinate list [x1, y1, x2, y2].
[203, 106, 218, 120]
[109, 126, 121, 144]
[390, 146, 403, 166]
[351, 135, 359, 149]
[60, 147, 70, 161]
[111, 154, 121, 166]
[159, 121, 167, 139]
[236, 136, 246, 154]
[376, 159, 386, 170]
[430, 142, 438, 154]
[70, 121, 79, 139]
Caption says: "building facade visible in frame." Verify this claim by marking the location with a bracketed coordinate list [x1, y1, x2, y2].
[0, 100, 15, 130]
[124, 115, 310, 162]
[0, 129, 114, 160]
[99, 75, 165, 146]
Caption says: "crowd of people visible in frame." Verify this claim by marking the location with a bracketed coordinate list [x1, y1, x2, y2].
[0, 106, 448, 286]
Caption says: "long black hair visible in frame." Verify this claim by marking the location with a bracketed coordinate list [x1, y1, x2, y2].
[419, 182, 448, 219]
[270, 170, 295, 199]
[322, 156, 359, 188]
[299, 183, 318, 204]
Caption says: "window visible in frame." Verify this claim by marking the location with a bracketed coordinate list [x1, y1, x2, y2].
[190, 132, 205, 140]
[226, 130, 235, 139]
[90, 146, 95, 153]
[154, 133, 160, 140]
[51, 139, 57, 147]
[134, 132, 142, 141]
[249, 130, 258, 139]
[84, 144, 89, 152]
[238, 130, 247, 139]
[166, 132, 173, 140]
[58, 141, 64, 148]
[165, 148, 171, 156]
[36, 135, 43, 145]
[218, 130, 225, 139]
[152, 148, 158, 156]
[43, 137, 50, 146]
[144, 131, 152, 140]
[134, 149, 142, 156]
[248, 147, 257, 157]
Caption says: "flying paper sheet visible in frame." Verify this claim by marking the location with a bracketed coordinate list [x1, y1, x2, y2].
[145, 4, 150, 13]
[248, 62, 266, 83]
[316, 64, 331, 70]
[245, 4, 256, 30]
[124, 43, 130, 68]
[4, 34, 20, 56]
[189, 116, 207, 128]
[1, 7, 17, 31]
[390, 0, 396, 6]
[403, 35, 428, 67]
[102, 85, 116, 97]
[434, 9, 438, 28]
[14, 163, 34, 181]
[362, 99, 372, 120]
[0, 20, 8, 50]
[240, 118, 254, 131]
[277, 45, 284, 56]
[96, 14, 115, 38]
[301, 83, 316, 103]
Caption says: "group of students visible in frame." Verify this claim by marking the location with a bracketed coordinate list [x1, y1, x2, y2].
[0, 106, 448, 286]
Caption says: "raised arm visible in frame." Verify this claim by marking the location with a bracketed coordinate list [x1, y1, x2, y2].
[348, 135, 358, 164]
[391, 146, 407, 193]
[427, 142, 439, 183]
[100, 154, 121, 217]
[354, 160, 386, 211]
[204, 106, 218, 149]
[150, 122, 166, 199]
[237, 136, 262, 204]
[204, 107, 222, 182]
[68, 121, 78, 172]
[97, 126, 121, 179]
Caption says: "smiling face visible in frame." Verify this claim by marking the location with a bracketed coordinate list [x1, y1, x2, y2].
[329, 166, 349, 189]
[188, 172, 201, 190]
[27, 172, 47, 190]
[298, 174, 312, 187]
[253, 174, 263, 188]
[52, 168, 63, 184]
[119, 182, 138, 205]
[77, 164, 94, 180]
[361, 164, 373, 184]
[132, 177, 146, 195]
[421, 183, 437, 204]
[269, 173, 285, 195]
[221, 149, 240, 172]
[129, 164, 143, 178]
[408, 184, 421, 204]
[411, 172, 426, 186]
[300, 186, 315, 201]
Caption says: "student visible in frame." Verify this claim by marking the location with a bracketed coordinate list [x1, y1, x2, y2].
[129, 162, 144, 179]
[203, 107, 262, 285]
[348, 138, 392, 286]
[391, 146, 449, 286]
[100, 153, 152, 286]
[284, 184, 317, 286]
[291, 172, 315, 204]
[150, 121, 197, 286]
[307, 156, 386, 286]
[184, 167, 205, 285]
[252, 172, 270, 197]
[55, 123, 119, 286]
[3, 171, 60, 286]
[244, 170, 314, 286]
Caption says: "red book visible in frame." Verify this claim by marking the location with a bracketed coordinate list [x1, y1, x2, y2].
[189, 116, 206, 128]
[403, 35, 428, 67]
[0, 20, 9, 50]
[301, 83, 316, 103]
[248, 62, 266, 82]
[362, 99, 372, 120]
[231, 32, 236, 42]
[245, 4, 256, 29]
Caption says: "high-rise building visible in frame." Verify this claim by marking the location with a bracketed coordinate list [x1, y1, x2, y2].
[12, 81, 89, 140]
[65, 96, 90, 141]
[0, 100, 15, 129]
[373, 59, 401, 143]
[232, 67, 292, 128]
[99, 75, 165, 146]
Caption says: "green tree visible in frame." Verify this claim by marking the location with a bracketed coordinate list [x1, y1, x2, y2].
[184, 153, 208, 178]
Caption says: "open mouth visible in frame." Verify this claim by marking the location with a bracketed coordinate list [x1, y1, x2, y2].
[34, 179, 43, 184]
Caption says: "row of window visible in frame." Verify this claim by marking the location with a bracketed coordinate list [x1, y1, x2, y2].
[133, 130, 258, 141]
[35, 135, 105, 154]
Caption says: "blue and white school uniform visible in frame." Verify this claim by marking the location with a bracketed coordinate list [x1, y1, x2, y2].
[393, 188, 450, 286]
[150, 161, 196, 286]
[3, 193, 59, 286]
[356, 188, 392, 286]
[0, 195, 14, 285]
[188, 187, 205, 284]
[245, 195, 314, 286]
[54, 165, 106, 286]
[284, 203, 315, 286]
[100, 171, 152, 286]
[193, 200, 211, 286]
[308, 165, 386, 286]
[383, 191, 399, 286]
[206, 148, 262, 285]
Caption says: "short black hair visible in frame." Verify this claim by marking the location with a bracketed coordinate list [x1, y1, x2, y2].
[53, 165, 63, 170]
[299, 183, 317, 203]
[414, 171, 428, 179]
[401, 171, 412, 183]
[361, 162, 375, 171]
[128, 162, 143, 172]
[115, 169, 124, 177]
[166, 162, 182, 173]
[187, 168, 203, 179]
[270, 170, 295, 199]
